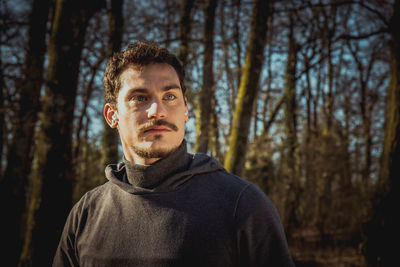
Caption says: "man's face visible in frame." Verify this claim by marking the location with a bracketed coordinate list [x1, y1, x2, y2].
[104, 63, 188, 164]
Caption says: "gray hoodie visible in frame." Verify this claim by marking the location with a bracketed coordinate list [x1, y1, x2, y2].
[53, 141, 295, 267]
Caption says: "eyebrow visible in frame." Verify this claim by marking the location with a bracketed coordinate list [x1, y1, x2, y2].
[127, 84, 181, 94]
[162, 84, 181, 91]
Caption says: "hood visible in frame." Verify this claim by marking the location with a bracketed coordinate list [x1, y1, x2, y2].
[105, 153, 224, 195]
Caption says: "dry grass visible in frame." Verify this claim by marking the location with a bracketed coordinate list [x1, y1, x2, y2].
[290, 228, 367, 267]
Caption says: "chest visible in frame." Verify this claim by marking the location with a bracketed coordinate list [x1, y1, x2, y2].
[76, 193, 237, 266]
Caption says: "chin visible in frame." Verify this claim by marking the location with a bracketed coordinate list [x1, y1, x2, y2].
[145, 134, 182, 147]
[133, 141, 178, 159]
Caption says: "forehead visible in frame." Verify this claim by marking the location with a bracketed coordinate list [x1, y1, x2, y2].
[119, 63, 180, 88]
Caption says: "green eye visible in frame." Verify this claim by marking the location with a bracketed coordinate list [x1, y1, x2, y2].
[164, 94, 176, 100]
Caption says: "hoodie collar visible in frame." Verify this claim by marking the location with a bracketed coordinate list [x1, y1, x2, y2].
[122, 140, 192, 189]
[105, 141, 224, 194]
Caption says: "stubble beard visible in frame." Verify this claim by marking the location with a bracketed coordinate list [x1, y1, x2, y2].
[132, 135, 177, 159]
[133, 119, 181, 159]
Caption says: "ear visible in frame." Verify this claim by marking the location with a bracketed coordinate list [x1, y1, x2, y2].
[104, 103, 118, 128]
[184, 97, 189, 122]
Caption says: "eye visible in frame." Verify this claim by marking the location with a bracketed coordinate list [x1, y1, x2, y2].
[131, 95, 147, 102]
[164, 93, 176, 100]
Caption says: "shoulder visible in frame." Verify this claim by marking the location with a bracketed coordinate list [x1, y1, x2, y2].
[190, 154, 273, 213]
[234, 181, 280, 223]
[80, 182, 110, 202]
[197, 160, 280, 226]
[70, 182, 112, 217]
[189, 169, 252, 204]
[190, 153, 253, 191]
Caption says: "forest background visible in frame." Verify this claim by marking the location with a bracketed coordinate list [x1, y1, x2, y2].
[1, 0, 399, 266]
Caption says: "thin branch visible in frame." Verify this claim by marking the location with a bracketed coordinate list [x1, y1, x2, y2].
[274, 0, 389, 26]
[337, 29, 387, 41]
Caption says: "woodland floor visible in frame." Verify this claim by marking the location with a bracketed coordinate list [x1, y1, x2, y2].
[292, 246, 366, 266]
[290, 228, 366, 266]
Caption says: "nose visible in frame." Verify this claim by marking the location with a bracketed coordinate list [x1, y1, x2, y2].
[146, 100, 166, 119]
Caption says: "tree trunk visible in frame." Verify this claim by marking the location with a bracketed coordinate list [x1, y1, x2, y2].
[0, 0, 51, 265]
[107, 0, 124, 54]
[219, 0, 237, 137]
[177, 0, 195, 68]
[305, 57, 313, 144]
[74, 57, 104, 160]
[313, 64, 322, 137]
[364, 1, 400, 265]
[210, 94, 222, 162]
[0, 50, 4, 179]
[73, 54, 106, 193]
[233, 0, 242, 88]
[282, 14, 299, 236]
[379, 35, 400, 190]
[163, 0, 173, 48]
[101, 0, 124, 167]
[321, 4, 337, 135]
[261, 13, 274, 130]
[19, 0, 104, 265]
[261, 95, 284, 139]
[283, 18, 298, 176]
[195, 0, 218, 153]
[316, 4, 338, 245]
[347, 39, 377, 183]
[224, 0, 270, 176]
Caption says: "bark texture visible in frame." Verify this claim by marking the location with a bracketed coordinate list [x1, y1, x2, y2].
[195, 0, 218, 153]
[0, 54, 4, 178]
[224, 0, 270, 176]
[19, 0, 104, 265]
[0, 0, 51, 265]
[101, 0, 124, 168]
[177, 0, 195, 68]
[364, 1, 400, 265]
[282, 15, 300, 237]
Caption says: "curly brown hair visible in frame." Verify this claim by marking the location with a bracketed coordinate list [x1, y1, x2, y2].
[103, 41, 186, 108]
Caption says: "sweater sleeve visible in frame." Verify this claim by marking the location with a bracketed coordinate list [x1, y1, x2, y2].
[235, 184, 295, 267]
[52, 201, 81, 267]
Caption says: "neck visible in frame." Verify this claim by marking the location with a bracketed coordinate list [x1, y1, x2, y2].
[122, 140, 191, 188]
[122, 144, 174, 165]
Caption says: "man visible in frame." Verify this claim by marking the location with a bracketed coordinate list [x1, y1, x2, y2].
[53, 41, 295, 266]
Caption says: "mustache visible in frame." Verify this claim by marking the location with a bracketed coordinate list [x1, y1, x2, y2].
[138, 119, 178, 133]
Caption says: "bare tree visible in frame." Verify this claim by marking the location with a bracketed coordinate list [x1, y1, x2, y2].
[19, 0, 104, 265]
[224, 0, 271, 176]
[0, 0, 51, 265]
[282, 11, 300, 237]
[365, 0, 400, 265]
[101, 0, 124, 168]
[177, 0, 196, 68]
[195, 0, 218, 153]
[0, 47, 4, 177]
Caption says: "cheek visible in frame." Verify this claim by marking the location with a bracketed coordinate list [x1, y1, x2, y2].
[174, 111, 186, 125]
[178, 116, 187, 134]
[120, 110, 142, 124]
[119, 116, 140, 135]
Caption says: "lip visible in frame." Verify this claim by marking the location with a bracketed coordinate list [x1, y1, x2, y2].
[144, 126, 171, 133]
